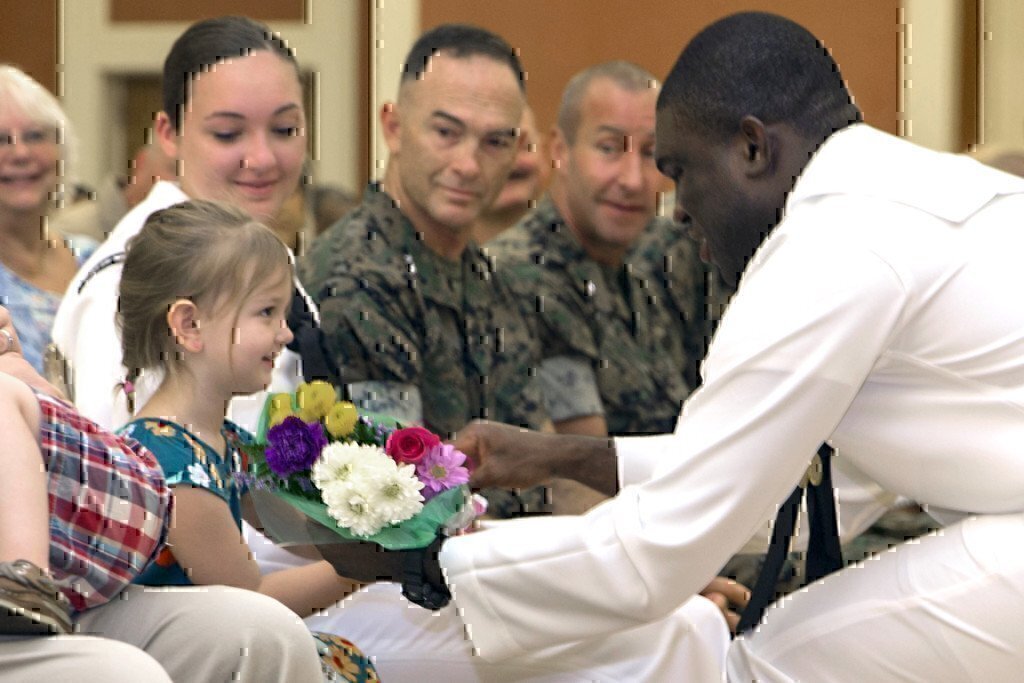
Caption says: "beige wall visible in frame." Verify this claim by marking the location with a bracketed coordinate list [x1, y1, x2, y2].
[905, 0, 1024, 154]
[370, 1, 421, 181]
[981, 0, 1024, 150]
[898, 0, 1024, 155]
[901, 0, 969, 151]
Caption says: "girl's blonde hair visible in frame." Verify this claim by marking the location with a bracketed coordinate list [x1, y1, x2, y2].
[117, 200, 293, 398]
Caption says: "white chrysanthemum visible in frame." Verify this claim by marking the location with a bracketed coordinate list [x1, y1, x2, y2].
[322, 486, 388, 537]
[366, 462, 424, 525]
[314, 443, 423, 537]
[311, 442, 393, 490]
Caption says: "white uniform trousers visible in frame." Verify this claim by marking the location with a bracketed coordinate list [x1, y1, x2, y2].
[730, 513, 1024, 682]
[247, 524, 730, 682]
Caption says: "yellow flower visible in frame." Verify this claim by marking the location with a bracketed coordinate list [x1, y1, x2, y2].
[268, 393, 297, 427]
[296, 381, 337, 422]
[324, 401, 358, 438]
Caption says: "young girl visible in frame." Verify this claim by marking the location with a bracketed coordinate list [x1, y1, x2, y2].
[116, 201, 377, 682]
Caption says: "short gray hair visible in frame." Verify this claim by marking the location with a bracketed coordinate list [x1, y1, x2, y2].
[556, 61, 659, 145]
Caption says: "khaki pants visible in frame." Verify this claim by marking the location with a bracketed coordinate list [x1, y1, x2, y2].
[0, 585, 322, 682]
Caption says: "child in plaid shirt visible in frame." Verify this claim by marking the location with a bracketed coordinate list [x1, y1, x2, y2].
[0, 322, 170, 636]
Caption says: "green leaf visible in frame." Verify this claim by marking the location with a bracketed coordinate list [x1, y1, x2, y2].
[255, 395, 272, 446]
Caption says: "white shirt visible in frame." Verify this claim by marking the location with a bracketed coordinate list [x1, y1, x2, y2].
[52, 181, 305, 431]
[440, 125, 1024, 660]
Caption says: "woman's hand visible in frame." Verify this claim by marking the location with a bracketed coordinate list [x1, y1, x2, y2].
[0, 306, 67, 399]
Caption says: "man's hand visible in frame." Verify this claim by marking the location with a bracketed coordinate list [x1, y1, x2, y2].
[316, 538, 405, 583]
[0, 306, 67, 400]
[454, 421, 554, 490]
[454, 420, 618, 496]
[700, 576, 750, 634]
[316, 530, 450, 610]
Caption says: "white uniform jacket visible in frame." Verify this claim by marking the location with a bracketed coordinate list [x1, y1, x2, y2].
[440, 124, 1024, 659]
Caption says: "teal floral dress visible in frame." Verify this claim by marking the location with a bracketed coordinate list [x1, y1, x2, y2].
[120, 418, 379, 682]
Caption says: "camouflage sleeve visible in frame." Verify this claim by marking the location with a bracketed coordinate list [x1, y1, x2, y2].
[348, 381, 423, 424]
[662, 234, 716, 390]
[297, 240, 334, 301]
[684, 264, 713, 390]
[482, 485, 552, 518]
[539, 355, 604, 422]
[315, 270, 426, 390]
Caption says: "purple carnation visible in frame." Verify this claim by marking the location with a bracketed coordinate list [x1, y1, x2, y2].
[265, 416, 328, 477]
[415, 443, 470, 500]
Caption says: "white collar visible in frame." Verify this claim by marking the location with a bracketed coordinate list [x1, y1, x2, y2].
[786, 124, 1024, 223]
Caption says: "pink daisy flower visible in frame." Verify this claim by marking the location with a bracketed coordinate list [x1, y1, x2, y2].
[416, 444, 470, 500]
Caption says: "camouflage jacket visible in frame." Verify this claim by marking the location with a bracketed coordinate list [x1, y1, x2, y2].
[632, 215, 733, 386]
[299, 184, 550, 516]
[488, 197, 697, 435]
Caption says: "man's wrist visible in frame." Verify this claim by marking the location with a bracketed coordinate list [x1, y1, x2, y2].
[556, 434, 619, 496]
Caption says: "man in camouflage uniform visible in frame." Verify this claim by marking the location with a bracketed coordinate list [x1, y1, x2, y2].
[300, 24, 549, 516]
[632, 207, 729, 381]
[488, 61, 707, 439]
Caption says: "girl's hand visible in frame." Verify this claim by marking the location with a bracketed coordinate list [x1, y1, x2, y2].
[170, 486, 359, 616]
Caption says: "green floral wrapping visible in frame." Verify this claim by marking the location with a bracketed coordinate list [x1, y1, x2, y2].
[243, 387, 472, 551]
[277, 484, 469, 550]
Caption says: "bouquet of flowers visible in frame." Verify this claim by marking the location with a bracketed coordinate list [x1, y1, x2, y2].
[240, 381, 482, 550]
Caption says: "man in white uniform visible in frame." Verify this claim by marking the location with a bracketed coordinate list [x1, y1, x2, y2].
[335, 12, 1024, 682]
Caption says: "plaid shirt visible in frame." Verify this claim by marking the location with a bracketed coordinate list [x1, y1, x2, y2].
[37, 391, 171, 611]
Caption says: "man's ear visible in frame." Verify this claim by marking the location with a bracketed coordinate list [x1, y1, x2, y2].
[737, 115, 772, 177]
[167, 299, 203, 353]
[549, 127, 569, 173]
[380, 102, 401, 155]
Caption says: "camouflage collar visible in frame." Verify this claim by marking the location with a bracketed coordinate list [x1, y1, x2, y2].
[362, 183, 496, 311]
[520, 195, 589, 269]
[516, 196, 652, 305]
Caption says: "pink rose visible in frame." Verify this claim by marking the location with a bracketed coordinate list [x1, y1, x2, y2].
[385, 427, 441, 465]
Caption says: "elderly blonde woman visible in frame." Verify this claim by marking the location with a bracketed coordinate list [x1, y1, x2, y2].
[0, 65, 95, 372]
